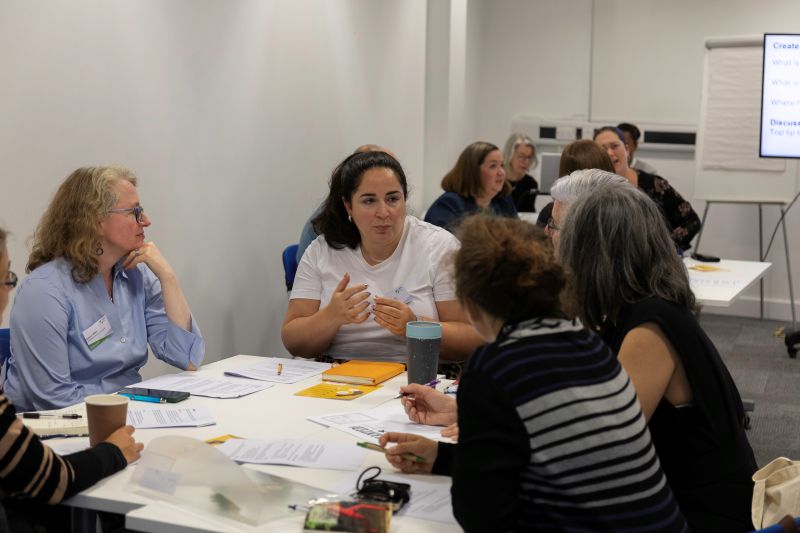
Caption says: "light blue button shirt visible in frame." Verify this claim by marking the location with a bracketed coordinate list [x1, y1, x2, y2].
[4, 258, 204, 411]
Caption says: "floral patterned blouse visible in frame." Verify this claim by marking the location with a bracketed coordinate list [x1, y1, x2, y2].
[637, 170, 702, 251]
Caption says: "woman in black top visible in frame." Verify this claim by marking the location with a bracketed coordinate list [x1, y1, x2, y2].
[594, 126, 701, 252]
[557, 182, 757, 532]
[502, 133, 538, 212]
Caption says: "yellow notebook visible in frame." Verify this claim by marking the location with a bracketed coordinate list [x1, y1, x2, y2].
[321, 361, 405, 386]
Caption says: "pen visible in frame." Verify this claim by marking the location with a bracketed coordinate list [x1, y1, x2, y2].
[277, 363, 283, 376]
[357, 441, 427, 464]
[395, 378, 441, 399]
[22, 413, 83, 419]
[120, 394, 166, 404]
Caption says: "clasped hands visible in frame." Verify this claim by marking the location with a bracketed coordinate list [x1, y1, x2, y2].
[325, 273, 416, 336]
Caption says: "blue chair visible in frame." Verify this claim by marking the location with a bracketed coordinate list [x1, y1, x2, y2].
[282, 244, 300, 291]
[0, 328, 9, 383]
[752, 516, 800, 532]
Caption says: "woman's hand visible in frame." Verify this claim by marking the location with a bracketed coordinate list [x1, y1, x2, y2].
[441, 422, 459, 441]
[103, 425, 144, 464]
[322, 273, 370, 326]
[122, 242, 174, 280]
[400, 384, 458, 426]
[379, 432, 438, 474]
[373, 297, 416, 336]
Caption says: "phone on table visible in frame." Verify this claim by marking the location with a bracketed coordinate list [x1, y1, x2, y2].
[118, 387, 190, 403]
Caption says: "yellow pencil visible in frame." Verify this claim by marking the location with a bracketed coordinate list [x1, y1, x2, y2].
[356, 441, 426, 464]
[277, 363, 283, 376]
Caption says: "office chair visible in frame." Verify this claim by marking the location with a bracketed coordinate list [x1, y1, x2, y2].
[282, 244, 300, 292]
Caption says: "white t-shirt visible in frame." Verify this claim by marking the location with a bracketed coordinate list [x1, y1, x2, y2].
[291, 216, 460, 361]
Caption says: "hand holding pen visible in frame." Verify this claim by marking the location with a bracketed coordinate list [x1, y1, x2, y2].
[398, 383, 457, 427]
[378, 432, 437, 474]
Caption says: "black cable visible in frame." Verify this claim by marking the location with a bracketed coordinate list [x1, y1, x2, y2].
[762, 190, 800, 260]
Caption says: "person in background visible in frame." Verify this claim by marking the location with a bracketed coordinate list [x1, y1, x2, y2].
[380, 215, 687, 532]
[295, 144, 395, 264]
[594, 126, 701, 252]
[283, 151, 482, 362]
[555, 180, 756, 531]
[424, 142, 517, 233]
[617, 122, 659, 174]
[0, 226, 142, 531]
[5, 166, 205, 412]
[535, 139, 615, 228]
[501, 133, 538, 213]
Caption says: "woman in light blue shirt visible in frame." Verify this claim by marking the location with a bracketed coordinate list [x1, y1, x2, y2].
[4, 166, 204, 411]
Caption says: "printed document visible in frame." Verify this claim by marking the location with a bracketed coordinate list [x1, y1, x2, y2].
[307, 404, 446, 443]
[224, 357, 331, 384]
[217, 438, 366, 471]
[128, 406, 215, 429]
[133, 374, 272, 398]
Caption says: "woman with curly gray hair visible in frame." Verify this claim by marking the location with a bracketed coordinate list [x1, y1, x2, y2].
[558, 180, 757, 532]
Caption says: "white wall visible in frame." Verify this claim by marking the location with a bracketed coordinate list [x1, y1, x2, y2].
[0, 0, 428, 370]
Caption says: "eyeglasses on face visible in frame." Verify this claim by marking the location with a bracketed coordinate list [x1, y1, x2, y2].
[3, 270, 17, 289]
[546, 217, 560, 232]
[108, 205, 145, 224]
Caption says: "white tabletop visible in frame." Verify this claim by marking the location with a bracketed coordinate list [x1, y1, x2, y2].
[684, 257, 772, 307]
[59, 355, 460, 532]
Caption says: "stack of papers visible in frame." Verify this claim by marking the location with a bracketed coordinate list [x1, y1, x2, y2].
[307, 404, 446, 443]
[132, 374, 272, 398]
[128, 406, 215, 428]
[224, 357, 331, 384]
[217, 438, 365, 471]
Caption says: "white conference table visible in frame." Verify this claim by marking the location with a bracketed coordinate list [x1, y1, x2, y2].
[684, 257, 772, 308]
[58, 355, 460, 532]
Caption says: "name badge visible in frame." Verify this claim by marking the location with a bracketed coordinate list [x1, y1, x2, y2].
[389, 286, 413, 304]
[82, 315, 113, 350]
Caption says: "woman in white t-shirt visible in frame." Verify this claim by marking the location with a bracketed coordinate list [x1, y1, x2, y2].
[282, 151, 482, 362]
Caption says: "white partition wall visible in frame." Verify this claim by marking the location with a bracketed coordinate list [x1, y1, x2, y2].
[0, 0, 428, 366]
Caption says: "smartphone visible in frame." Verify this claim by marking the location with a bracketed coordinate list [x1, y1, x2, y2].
[691, 252, 721, 263]
[118, 387, 190, 403]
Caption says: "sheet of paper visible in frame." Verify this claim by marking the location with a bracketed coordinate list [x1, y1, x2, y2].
[217, 438, 366, 471]
[307, 404, 447, 443]
[294, 382, 380, 401]
[47, 437, 90, 456]
[19, 404, 88, 438]
[132, 374, 272, 398]
[223, 357, 331, 384]
[333, 471, 456, 523]
[128, 406, 215, 428]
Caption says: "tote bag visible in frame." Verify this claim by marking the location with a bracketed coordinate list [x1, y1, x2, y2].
[753, 457, 800, 528]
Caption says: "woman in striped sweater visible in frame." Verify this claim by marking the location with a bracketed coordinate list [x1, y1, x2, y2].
[0, 226, 142, 530]
[381, 215, 687, 532]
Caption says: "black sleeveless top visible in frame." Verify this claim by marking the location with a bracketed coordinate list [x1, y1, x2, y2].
[603, 298, 757, 532]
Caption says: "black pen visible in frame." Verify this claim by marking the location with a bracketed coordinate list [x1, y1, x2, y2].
[22, 413, 83, 419]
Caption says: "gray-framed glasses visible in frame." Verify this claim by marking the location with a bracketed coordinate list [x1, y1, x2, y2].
[109, 205, 145, 224]
[3, 270, 17, 289]
[546, 217, 560, 232]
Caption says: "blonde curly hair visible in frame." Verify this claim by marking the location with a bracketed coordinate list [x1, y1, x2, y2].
[28, 166, 137, 283]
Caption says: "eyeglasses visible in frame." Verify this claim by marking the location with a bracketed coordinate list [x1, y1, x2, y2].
[108, 205, 145, 224]
[546, 217, 560, 232]
[515, 155, 534, 162]
[3, 270, 17, 289]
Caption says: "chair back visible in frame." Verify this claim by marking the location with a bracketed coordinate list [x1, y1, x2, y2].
[0, 328, 9, 383]
[282, 244, 300, 291]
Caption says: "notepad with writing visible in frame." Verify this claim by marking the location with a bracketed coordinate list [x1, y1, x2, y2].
[19, 404, 88, 438]
[321, 361, 404, 386]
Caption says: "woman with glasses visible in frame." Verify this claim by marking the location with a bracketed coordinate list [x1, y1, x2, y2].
[0, 226, 142, 530]
[4, 167, 204, 412]
[501, 133, 538, 212]
[594, 126, 701, 252]
[283, 151, 481, 363]
[424, 142, 517, 233]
